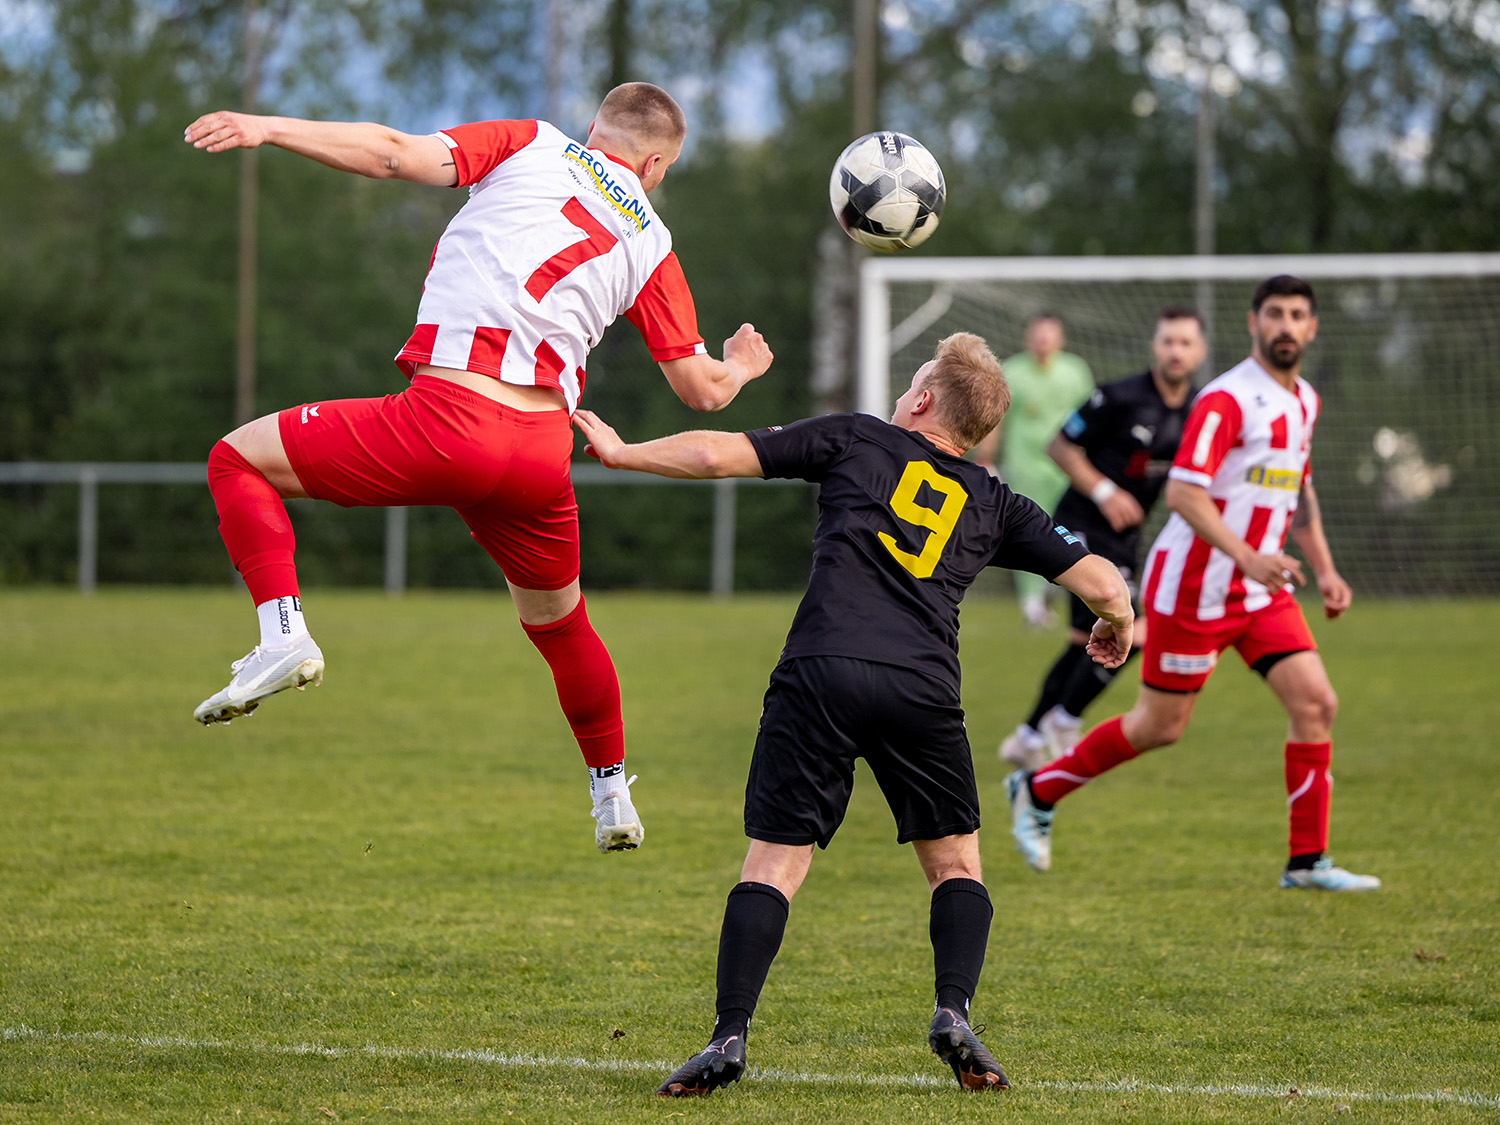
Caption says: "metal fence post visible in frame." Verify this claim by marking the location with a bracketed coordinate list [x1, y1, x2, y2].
[77, 466, 98, 594]
[711, 477, 736, 597]
[384, 506, 407, 594]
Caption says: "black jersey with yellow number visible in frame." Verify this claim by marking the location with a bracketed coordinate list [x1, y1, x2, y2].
[746, 413, 1089, 691]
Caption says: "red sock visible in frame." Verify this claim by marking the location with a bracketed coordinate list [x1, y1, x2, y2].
[1285, 740, 1332, 857]
[207, 440, 298, 604]
[1031, 715, 1140, 804]
[520, 598, 624, 769]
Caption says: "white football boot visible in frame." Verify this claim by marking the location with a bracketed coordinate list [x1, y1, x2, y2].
[193, 635, 325, 725]
[592, 774, 644, 852]
[1037, 705, 1082, 759]
[1278, 858, 1381, 891]
[999, 724, 1048, 771]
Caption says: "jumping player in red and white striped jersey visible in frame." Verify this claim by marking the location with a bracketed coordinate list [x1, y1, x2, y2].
[1005, 276, 1381, 891]
[182, 84, 774, 854]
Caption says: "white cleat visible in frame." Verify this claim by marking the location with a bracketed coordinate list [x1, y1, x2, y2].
[1005, 769, 1053, 872]
[999, 724, 1048, 771]
[592, 774, 644, 852]
[193, 635, 325, 725]
[1038, 705, 1081, 759]
[1278, 858, 1381, 891]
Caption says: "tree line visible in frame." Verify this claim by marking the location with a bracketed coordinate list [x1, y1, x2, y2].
[2, 0, 1496, 588]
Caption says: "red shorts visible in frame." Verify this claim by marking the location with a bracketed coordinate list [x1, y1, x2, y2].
[279, 375, 579, 590]
[1141, 591, 1316, 693]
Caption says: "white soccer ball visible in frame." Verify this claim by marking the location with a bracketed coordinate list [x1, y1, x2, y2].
[829, 131, 946, 252]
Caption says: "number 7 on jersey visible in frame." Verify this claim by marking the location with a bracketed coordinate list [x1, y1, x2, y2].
[878, 461, 969, 579]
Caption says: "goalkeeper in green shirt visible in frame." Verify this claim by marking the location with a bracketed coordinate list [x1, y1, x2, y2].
[975, 312, 1095, 626]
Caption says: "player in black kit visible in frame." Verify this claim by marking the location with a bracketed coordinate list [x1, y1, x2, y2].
[999, 307, 1206, 771]
[573, 332, 1134, 1096]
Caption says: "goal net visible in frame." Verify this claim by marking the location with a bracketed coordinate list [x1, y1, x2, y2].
[859, 254, 1500, 597]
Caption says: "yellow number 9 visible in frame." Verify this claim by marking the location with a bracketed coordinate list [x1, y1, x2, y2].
[877, 461, 969, 579]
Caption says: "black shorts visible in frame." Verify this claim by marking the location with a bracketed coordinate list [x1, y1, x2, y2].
[1063, 523, 1141, 633]
[743, 655, 981, 849]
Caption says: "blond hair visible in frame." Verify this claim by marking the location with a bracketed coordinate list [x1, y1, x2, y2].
[922, 332, 1009, 449]
[595, 82, 687, 150]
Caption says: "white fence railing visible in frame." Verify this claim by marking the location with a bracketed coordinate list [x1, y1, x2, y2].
[0, 463, 804, 596]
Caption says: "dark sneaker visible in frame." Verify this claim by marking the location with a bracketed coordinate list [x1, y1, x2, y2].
[928, 1006, 1009, 1091]
[656, 1034, 746, 1097]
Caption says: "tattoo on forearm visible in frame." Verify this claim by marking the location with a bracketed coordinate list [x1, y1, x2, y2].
[1292, 484, 1318, 529]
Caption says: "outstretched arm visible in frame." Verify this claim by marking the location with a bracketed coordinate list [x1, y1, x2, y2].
[658, 324, 774, 412]
[1052, 555, 1135, 667]
[572, 409, 764, 479]
[184, 111, 458, 186]
[1289, 479, 1352, 619]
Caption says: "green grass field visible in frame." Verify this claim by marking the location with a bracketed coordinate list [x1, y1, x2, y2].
[1, 589, 1496, 1122]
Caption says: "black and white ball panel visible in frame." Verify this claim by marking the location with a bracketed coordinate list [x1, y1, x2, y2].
[829, 131, 946, 252]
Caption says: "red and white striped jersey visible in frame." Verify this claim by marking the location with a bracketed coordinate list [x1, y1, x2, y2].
[1142, 357, 1320, 623]
[394, 119, 706, 412]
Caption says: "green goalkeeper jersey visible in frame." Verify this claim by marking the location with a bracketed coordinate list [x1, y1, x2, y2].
[998, 349, 1095, 506]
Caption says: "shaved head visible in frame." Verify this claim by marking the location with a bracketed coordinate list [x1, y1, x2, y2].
[594, 82, 686, 152]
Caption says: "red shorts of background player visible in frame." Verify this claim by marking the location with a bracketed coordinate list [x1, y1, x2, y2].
[278, 374, 579, 590]
[1142, 590, 1317, 693]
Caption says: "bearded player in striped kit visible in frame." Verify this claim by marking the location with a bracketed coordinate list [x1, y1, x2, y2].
[1005, 276, 1380, 891]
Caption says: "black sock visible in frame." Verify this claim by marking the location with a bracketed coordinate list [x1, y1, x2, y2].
[1058, 646, 1138, 719]
[1027, 645, 1091, 729]
[713, 881, 789, 1041]
[1285, 852, 1322, 870]
[931, 878, 992, 1016]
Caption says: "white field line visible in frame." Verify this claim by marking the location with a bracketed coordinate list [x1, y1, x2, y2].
[5, 1025, 1498, 1109]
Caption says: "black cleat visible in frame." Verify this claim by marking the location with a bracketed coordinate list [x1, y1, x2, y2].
[929, 1006, 1009, 1091]
[656, 1034, 746, 1097]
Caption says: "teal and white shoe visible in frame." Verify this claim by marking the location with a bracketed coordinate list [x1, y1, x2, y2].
[193, 635, 324, 725]
[1278, 857, 1381, 891]
[1004, 769, 1053, 873]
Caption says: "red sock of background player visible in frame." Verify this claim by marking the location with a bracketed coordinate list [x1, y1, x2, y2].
[1284, 741, 1332, 868]
[1029, 715, 1140, 806]
[207, 440, 308, 647]
[520, 598, 627, 795]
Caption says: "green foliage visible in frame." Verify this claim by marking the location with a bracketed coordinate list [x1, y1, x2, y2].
[3, 1, 1500, 588]
[0, 590, 1497, 1121]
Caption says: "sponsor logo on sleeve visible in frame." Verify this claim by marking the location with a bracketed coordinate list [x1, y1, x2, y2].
[1054, 525, 1082, 546]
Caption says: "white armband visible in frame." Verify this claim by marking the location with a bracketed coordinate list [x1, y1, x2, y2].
[1089, 479, 1119, 506]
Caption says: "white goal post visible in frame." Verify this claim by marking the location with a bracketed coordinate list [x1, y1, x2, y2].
[858, 253, 1500, 597]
